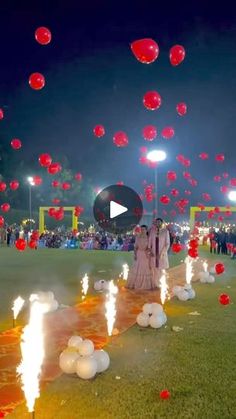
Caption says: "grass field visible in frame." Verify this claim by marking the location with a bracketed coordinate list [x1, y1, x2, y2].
[2, 248, 236, 419]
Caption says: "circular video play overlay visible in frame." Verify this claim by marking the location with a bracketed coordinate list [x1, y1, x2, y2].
[93, 185, 143, 233]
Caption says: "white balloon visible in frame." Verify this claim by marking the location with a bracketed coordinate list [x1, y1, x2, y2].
[76, 355, 97, 379]
[209, 267, 215, 274]
[136, 312, 149, 327]
[177, 290, 189, 301]
[93, 350, 110, 373]
[199, 272, 209, 283]
[142, 303, 153, 315]
[161, 312, 167, 325]
[78, 339, 94, 356]
[172, 285, 183, 296]
[59, 349, 80, 374]
[49, 299, 59, 312]
[207, 275, 215, 284]
[68, 335, 83, 349]
[94, 280, 108, 292]
[187, 288, 196, 299]
[149, 314, 163, 329]
[151, 303, 163, 315]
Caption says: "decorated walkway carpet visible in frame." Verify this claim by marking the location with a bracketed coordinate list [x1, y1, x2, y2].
[0, 260, 204, 417]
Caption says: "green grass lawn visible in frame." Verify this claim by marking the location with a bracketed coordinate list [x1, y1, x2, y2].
[4, 248, 236, 418]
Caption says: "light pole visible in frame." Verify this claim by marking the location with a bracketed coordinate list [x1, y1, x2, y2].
[146, 150, 167, 216]
[27, 177, 35, 231]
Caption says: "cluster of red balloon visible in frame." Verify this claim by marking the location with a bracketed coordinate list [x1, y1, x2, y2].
[48, 207, 64, 221]
[74, 206, 84, 217]
[131, 38, 185, 67]
[144, 184, 155, 203]
[176, 154, 191, 167]
[29, 27, 51, 91]
[188, 238, 199, 258]
[28, 230, 39, 250]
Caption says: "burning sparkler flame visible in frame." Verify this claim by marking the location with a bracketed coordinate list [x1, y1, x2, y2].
[119, 263, 129, 280]
[12, 296, 25, 320]
[17, 301, 46, 413]
[105, 280, 118, 336]
[185, 256, 194, 285]
[203, 260, 208, 273]
[160, 269, 169, 305]
[81, 273, 89, 300]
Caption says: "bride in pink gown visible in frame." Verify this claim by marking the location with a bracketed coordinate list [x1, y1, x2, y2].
[127, 225, 157, 290]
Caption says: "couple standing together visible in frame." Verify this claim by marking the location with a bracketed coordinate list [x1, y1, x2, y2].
[127, 218, 170, 290]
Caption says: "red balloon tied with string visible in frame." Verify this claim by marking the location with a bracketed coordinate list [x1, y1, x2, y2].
[93, 125, 105, 138]
[9, 180, 19, 190]
[113, 131, 129, 147]
[1, 203, 10, 212]
[176, 102, 187, 116]
[218, 294, 230, 305]
[143, 91, 162, 110]
[161, 126, 175, 139]
[15, 238, 27, 251]
[169, 45, 185, 66]
[35, 27, 52, 45]
[11, 138, 22, 150]
[29, 73, 45, 90]
[215, 263, 225, 275]
[131, 38, 159, 64]
[142, 125, 157, 141]
[39, 153, 52, 167]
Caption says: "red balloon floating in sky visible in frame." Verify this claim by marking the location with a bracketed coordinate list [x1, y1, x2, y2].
[15, 238, 27, 251]
[35, 27, 52, 45]
[199, 152, 209, 160]
[47, 162, 62, 175]
[176, 102, 187, 116]
[0, 182, 7, 192]
[113, 131, 129, 147]
[29, 73, 45, 90]
[52, 180, 60, 188]
[131, 38, 159, 64]
[215, 153, 225, 162]
[93, 125, 105, 138]
[62, 182, 71, 191]
[1, 203, 10, 212]
[39, 153, 52, 167]
[161, 126, 175, 139]
[167, 171, 177, 182]
[171, 188, 179, 197]
[75, 173, 82, 181]
[11, 138, 22, 150]
[229, 178, 236, 186]
[0, 216, 4, 227]
[142, 125, 157, 141]
[140, 146, 147, 154]
[9, 180, 19, 191]
[33, 176, 42, 186]
[169, 45, 186, 66]
[160, 195, 170, 205]
[0, 109, 4, 120]
[213, 175, 221, 182]
[143, 91, 162, 110]
[215, 263, 225, 275]
[218, 293, 230, 305]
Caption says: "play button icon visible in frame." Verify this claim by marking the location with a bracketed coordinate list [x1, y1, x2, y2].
[110, 201, 128, 219]
[93, 185, 143, 233]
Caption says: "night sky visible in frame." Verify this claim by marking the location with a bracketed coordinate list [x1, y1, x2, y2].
[1, 1, 236, 217]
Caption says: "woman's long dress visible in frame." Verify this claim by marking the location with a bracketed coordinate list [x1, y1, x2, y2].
[148, 227, 170, 286]
[127, 235, 157, 290]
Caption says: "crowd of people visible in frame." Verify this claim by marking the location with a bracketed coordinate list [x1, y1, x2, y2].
[209, 228, 236, 258]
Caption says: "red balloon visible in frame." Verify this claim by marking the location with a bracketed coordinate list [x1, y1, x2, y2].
[188, 247, 198, 258]
[143, 91, 162, 110]
[0, 182, 6, 192]
[215, 263, 225, 275]
[62, 182, 71, 190]
[160, 389, 170, 400]
[52, 198, 60, 205]
[169, 45, 186, 66]
[214, 206, 220, 213]
[160, 195, 170, 205]
[1, 203, 10, 212]
[213, 175, 221, 182]
[176, 102, 187, 116]
[9, 180, 19, 190]
[142, 125, 157, 141]
[93, 124, 105, 138]
[139, 156, 148, 165]
[39, 153, 52, 167]
[189, 239, 198, 248]
[113, 131, 129, 147]
[171, 188, 179, 197]
[11, 138, 22, 150]
[52, 180, 60, 188]
[31, 230, 39, 241]
[199, 152, 209, 160]
[33, 176, 42, 186]
[202, 193, 211, 202]
[15, 238, 27, 251]
[131, 38, 159, 64]
[140, 146, 147, 154]
[161, 126, 175, 139]
[0, 216, 4, 227]
[55, 209, 64, 221]
[183, 159, 191, 167]
[28, 240, 37, 249]
[29, 73, 45, 90]
[0, 108, 4, 120]
[183, 171, 191, 179]
[176, 154, 185, 163]
[47, 162, 62, 175]
[219, 293, 230, 306]
[185, 190, 191, 195]
[172, 243, 182, 253]
[117, 181, 124, 186]
[222, 172, 229, 178]
[48, 207, 56, 217]
[35, 27, 52, 45]
[215, 153, 225, 162]
[230, 178, 236, 186]
[220, 185, 229, 194]
[167, 171, 177, 182]
[75, 173, 82, 181]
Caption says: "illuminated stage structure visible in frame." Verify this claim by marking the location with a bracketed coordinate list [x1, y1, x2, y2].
[39, 206, 78, 234]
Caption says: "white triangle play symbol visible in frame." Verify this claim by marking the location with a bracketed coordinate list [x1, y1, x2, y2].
[110, 201, 128, 219]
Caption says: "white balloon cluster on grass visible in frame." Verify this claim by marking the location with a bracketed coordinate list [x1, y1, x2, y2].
[136, 303, 167, 329]
[59, 335, 110, 380]
[172, 284, 196, 301]
[198, 271, 215, 284]
[29, 291, 59, 313]
[94, 279, 109, 292]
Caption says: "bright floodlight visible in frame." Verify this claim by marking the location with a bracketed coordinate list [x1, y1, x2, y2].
[147, 150, 167, 163]
[27, 176, 35, 186]
[228, 190, 236, 202]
